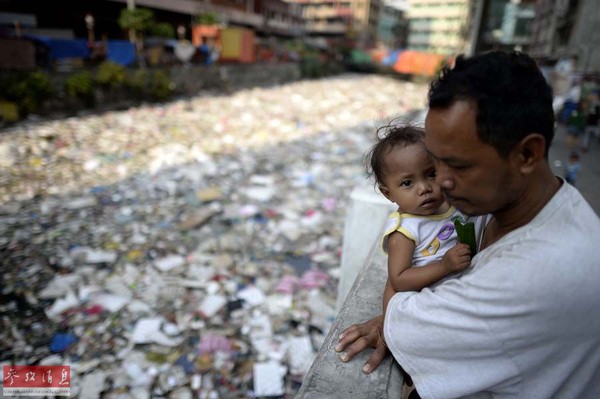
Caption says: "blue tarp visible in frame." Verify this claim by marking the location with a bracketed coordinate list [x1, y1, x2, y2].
[382, 49, 402, 66]
[26, 36, 90, 60]
[25, 35, 135, 65]
[106, 40, 135, 66]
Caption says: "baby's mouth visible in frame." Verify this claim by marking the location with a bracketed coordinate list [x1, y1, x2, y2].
[421, 198, 437, 207]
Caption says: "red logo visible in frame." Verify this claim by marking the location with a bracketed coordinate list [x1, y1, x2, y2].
[3, 366, 70, 397]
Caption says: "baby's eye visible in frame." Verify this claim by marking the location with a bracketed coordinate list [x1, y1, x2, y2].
[427, 170, 437, 179]
[400, 180, 412, 187]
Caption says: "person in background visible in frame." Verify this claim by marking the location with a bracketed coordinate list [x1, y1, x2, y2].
[582, 91, 600, 152]
[564, 151, 582, 186]
[565, 102, 586, 150]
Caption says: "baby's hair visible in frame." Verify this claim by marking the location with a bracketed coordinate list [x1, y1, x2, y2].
[364, 122, 425, 185]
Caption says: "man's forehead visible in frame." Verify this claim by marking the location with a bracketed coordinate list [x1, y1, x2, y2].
[424, 145, 463, 162]
[425, 103, 480, 144]
[425, 101, 477, 127]
[423, 126, 474, 162]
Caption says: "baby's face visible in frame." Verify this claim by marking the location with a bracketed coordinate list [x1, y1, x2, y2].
[379, 142, 446, 216]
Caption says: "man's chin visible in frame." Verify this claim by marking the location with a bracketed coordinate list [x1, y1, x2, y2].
[455, 205, 487, 217]
[448, 198, 485, 216]
[445, 195, 463, 208]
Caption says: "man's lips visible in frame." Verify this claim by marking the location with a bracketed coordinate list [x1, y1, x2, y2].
[443, 193, 464, 203]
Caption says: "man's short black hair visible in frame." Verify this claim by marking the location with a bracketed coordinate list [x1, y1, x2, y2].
[428, 51, 555, 158]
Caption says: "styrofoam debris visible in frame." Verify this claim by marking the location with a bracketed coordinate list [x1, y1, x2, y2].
[237, 286, 266, 307]
[154, 255, 186, 272]
[131, 318, 184, 347]
[198, 295, 227, 318]
[253, 361, 287, 397]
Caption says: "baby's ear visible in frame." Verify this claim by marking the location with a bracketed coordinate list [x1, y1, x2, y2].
[379, 185, 392, 201]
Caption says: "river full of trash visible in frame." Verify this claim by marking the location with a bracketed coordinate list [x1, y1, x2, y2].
[1, 74, 427, 398]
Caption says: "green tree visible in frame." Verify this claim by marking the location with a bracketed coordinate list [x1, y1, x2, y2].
[96, 61, 126, 88]
[65, 71, 95, 107]
[150, 22, 175, 38]
[118, 7, 155, 64]
[118, 7, 155, 33]
[197, 12, 219, 25]
[2, 71, 54, 115]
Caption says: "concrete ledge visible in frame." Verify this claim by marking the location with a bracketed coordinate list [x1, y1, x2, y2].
[337, 182, 395, 311]
[297, 243, 403, 398]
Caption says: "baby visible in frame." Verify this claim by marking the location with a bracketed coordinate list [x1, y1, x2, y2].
[365, 123, 476, 296]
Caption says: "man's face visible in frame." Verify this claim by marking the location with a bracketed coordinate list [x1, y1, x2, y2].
[424, 101, 520, 216]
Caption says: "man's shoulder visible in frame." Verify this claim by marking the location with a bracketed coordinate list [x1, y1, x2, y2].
[525, 180, 598, 230]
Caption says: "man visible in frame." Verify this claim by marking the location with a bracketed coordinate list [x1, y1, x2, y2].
[335, 51, 600, 398]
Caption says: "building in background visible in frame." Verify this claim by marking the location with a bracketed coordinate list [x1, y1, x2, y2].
[405, 0, 470, 55]
[354, 0, 383, 46]
[296, 0, 352, 38]
[0, 12, 77, 39]
[0, 0, 303, 40]
[470, 0, 535, 54]
[377, 0, 408, 49]
[529, 0, 600, 73]
[257, 0, 304, 38]
[287, 0, 383, 46]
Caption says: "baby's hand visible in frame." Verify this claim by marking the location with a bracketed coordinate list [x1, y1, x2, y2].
[441, 243, 471, 273]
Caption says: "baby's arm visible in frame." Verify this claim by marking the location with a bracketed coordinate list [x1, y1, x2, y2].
[387, 231, 471, 292]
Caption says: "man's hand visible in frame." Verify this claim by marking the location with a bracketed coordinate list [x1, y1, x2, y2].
[334, 315, 388, 374]
[441, 243, 471, 273]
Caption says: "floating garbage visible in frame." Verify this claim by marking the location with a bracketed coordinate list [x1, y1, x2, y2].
[0, 74, 428, 398]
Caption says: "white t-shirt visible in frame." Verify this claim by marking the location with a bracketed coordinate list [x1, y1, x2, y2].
[384, 179, 600, 399]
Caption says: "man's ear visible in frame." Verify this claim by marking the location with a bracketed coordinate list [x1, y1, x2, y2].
[379, 184, 392, 201]
[513, 133, 546, 174]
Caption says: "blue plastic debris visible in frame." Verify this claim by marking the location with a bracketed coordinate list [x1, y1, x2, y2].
[50, 332, 77, 353]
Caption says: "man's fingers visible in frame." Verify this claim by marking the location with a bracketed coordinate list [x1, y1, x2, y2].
[339, 336, 373, 362]
[335, 325, 364, 352]
[339, 323, 359, 340]
[362, 342, 389, 374]
[335, 315, 385, 363]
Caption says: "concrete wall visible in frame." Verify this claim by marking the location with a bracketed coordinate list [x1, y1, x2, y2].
[1, 62, 302, 118]
[169, 62, 302, 94]
[337, 181, 395, 311]
[298, 231, 404, 398]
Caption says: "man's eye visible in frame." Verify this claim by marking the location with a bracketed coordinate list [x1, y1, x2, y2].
[400, 180, 412, 187]
[449, 164, 468, 170]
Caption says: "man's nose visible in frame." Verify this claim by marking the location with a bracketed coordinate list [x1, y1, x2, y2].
[435, 165, 455, 190]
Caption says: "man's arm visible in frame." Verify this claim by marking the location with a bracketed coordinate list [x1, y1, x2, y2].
[382, 266, 521, 398]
